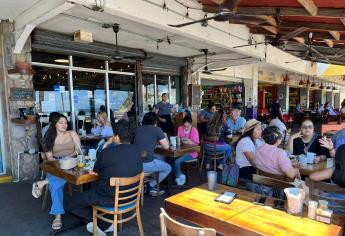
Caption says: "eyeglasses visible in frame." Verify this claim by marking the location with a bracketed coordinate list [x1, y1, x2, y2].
[301, 125, 313, 130]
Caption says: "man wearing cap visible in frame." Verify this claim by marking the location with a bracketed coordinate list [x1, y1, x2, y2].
[226, 108, 246, 133]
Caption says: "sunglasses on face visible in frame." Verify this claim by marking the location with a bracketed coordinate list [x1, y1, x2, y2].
[301, 125, 313, 130]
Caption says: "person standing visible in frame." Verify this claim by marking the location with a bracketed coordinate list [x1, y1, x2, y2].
[155, 93, 174, 136]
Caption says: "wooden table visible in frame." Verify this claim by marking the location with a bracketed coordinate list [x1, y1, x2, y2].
[165, 184, 344, 236]
[40, 161, 98, 185]
[298, 161, 329, 176]
[155, 144, 200, 158]
[79, 135, 103, 141]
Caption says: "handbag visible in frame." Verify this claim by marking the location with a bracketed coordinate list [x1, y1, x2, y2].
[222, 152, 239, 187]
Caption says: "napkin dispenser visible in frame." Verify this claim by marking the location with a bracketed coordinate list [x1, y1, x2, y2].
[59, 157, 77, 170]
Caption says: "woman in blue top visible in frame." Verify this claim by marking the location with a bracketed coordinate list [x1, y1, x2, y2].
[310, 144, 345, 213]
[91, 111, 113, 138]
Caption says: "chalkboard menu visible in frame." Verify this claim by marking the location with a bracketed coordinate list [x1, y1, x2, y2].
[9, 88, 34, 101]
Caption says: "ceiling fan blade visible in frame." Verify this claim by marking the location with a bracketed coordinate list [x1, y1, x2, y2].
[221, 0, 241, 11]
[209, 68, 227, 72]
[231, 15, 267, 25]
[168, 16, 216, 28]
[202, 70, 213, 74]
[278, 27, 308, 41]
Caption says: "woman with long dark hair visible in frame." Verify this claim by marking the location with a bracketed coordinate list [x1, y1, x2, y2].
[235, 119, 263, 180]
[204, 110, 231, 170]
[33, 114, 81, 230]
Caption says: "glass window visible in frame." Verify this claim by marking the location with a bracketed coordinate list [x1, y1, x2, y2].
[108, 61, 135, 73]
[33, 66, 71, 114]
[32, 51, 69, 65]
[73, 56, 105, 70]
[170, 76, 180, 105]
[142, 74, 155, 111]
[108, 73, 136, 121]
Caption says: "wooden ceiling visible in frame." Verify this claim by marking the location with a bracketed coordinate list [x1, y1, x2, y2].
[198, 0, 345, 65]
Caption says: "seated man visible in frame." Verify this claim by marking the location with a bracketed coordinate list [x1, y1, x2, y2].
[134, 112, 171, 196]
[255, 126, 300, 179]
[226, 107, 246, 133]
[65, 121, 143, 235]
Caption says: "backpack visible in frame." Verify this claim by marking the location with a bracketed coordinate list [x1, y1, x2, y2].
[222, 152, 239, 187]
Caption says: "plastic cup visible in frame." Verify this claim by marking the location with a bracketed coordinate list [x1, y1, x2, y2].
[207, 171, 217, 191]
[308, 200, 318, 220]
[319, 200, 328, 210]
[284, 187, 305, 216]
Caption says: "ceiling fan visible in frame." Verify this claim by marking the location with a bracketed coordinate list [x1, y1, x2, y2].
[200, 49, 227, 74]
[168, 0, 267, 28]
[102, 23, 152, 62]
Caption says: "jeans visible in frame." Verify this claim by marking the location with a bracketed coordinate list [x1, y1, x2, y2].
[65, 189, 113, 231]
[174, 154, 194, 177]
[143, 159, 171, 187]
[47, 174, 66, 215]
[204, 144, 231, 165]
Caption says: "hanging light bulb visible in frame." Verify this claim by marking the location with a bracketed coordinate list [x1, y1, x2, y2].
[311, 77, 316, 87]
[326, 82, 331, 90]
[319, 81, 324, 89]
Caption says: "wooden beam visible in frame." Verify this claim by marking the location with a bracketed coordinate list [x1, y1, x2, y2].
[297, 0, 318, 16]
[323, 39, 334, 48]
[203, 6, 345, 17]
[257, 15, 277, 27]
[261, 26, 277, 34]
[341, 18, 345, 26]
[329, 31, 340, 40]
[280, 22, 345, 32]
[249, 27, 345, 41]
[293, 37, 305, 44]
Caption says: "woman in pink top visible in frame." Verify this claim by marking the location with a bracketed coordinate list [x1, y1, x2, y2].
[255, 126, 300, 179]
[175, 115, 199, 185]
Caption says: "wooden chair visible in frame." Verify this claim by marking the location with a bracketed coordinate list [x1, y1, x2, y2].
[141, 172, 160, 206]
[256, 170, 293, 183]
[200, 136, 225, 171]
[252, 174, 294, 189]
[160, 208, 216, 236]
[92, 172, 144, 236]
[306, 178, 345, 211]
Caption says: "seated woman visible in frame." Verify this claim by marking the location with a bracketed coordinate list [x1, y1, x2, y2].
[235, 119, 263, 180]
[204, 110, 231, 170]
[33, 114, 81, 230]
[175, 116, 199, 185]
[324, 102, 337, 116]
[309, 144, 345, 213]
[287, 119, 335, 161]
[255, 126, 300, 179]
[91, 111, 113, 138]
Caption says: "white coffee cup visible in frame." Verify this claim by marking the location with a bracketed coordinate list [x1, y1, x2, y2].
[299, 155, 308, 166]
[306, 152, 316, 164]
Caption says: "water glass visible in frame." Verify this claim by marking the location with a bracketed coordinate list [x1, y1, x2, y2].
[207, 171, 217, 191]
[308, 200, 318, 220]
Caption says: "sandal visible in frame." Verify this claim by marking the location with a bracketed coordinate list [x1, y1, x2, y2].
[32, 182, 42, 198]
[52, 218, 62, 230]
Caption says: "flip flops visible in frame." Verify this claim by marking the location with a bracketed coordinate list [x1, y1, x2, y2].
[52, 218, 62, 230]
[32, 182, 42, 198]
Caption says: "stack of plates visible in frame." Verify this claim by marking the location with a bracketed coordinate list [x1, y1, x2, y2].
[59, 157, 77, 170]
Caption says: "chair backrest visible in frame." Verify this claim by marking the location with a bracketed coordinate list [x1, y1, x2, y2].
[110, 172, 144, 213]
[306, 178, 345, 209]
[160, 208, 216, 236]
[252, 174, 294, 189]
[256, 170, 293, 182]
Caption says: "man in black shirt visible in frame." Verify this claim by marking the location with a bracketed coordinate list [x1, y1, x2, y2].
[134, 112, 171, 196]
[65, 121, 142, 235]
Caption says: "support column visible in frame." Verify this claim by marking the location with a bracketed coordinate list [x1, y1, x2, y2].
[300, 88, 309, 108]
[278, 85, 289, 112]
[244, 66, 258, 119]
[180, 58, 192, 108]
[334, 92, 340, 109]
[326, 91, 334, 106]
[135, 60, 144, 115]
